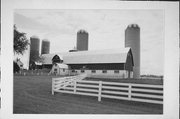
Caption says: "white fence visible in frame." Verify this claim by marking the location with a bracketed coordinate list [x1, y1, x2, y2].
[52, 74, 87, 95]
[52, 76, 163, 104]
[0, 82, 2, 100]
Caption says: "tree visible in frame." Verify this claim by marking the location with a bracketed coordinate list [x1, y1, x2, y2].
[14, 25, 29, 55]
[13, 61, 20, 73]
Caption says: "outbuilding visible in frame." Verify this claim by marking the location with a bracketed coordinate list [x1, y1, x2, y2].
[49, 63, 69, 75]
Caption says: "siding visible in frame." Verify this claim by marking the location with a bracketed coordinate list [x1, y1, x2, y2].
[74, 69, 130, 79]
[69, 63, 125, 70]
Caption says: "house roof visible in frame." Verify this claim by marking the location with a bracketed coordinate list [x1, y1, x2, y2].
[16, 60, 23, 66]
[41, 54, 63, 64]
[41, 47, 132, 64]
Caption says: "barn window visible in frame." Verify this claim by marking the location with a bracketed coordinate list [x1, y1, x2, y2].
[91, 70, 96, 73]
[81, 70, 85, 73]
[63, 69, 65, 72]
[102, 70, 107, 73]
[54, 69, 57, 72]
[114, 70, 119, 73]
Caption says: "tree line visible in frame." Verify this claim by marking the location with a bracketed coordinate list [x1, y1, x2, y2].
[14, 25, 29, 73]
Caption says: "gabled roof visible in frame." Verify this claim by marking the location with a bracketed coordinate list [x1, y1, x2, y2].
[41, 47, 132, 64]
[41, 54, 63, 64]
[16, 60, 23, 66]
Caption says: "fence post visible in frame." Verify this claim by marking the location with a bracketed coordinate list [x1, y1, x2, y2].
[128, 84, 132, 100]
[74, 81, 77, 93]
[52, 78, 54, 95]
[98, 81, 102, 101]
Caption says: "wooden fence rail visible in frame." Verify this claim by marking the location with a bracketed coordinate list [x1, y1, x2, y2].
[52, 76, 163, 104]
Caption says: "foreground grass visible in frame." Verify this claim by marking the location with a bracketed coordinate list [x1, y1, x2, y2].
[13, 75, 163, 114]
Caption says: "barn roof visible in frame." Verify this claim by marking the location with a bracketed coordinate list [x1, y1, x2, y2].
[41, 47, 132, 64]
[41, 54, 63, 64]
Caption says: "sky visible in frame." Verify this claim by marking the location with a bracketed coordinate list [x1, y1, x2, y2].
[14, 9, 164, 75]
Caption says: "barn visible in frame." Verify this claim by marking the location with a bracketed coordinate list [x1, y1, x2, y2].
[41, 47, 134, 79]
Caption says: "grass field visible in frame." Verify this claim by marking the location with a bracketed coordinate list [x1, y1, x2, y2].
[13, 75, 163, 114]
[85, 77, 163, 85]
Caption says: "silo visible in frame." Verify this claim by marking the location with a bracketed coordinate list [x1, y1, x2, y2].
[29, 36, 40, 66]
[125, 24, 140, 78]
[76, 30, 88, 51]
[41, 39, 50, 54]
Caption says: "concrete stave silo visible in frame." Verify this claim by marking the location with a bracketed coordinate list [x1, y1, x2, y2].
[76, 30, 88, 51]
[125, 24, 140, 78]
[29, 36, 40, 67]
[41, 39, 50, 54]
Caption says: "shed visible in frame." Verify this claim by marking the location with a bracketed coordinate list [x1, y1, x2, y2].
[16, 58, 24, 69]
[49, 63, 69, 75]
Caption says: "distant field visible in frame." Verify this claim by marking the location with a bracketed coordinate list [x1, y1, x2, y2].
[13, 75, 163, 114]
[85, 77, 163, 85]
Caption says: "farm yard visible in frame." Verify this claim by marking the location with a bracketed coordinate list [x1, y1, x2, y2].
[13, 75, 163, 114]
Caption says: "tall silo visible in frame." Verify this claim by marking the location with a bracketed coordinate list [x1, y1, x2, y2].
[76, 30, 88, 51]
[125, 24, 140, 78]
[41, 39, 50, 54]
[29, 36, 40, 67]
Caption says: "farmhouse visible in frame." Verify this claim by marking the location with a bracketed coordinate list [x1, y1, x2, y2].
[41, 47, 134, 78]
[15, 58, 24, 69]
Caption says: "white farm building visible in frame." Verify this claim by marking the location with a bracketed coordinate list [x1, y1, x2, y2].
[49, 63, 69, 75]
[41, 47, 134, 79]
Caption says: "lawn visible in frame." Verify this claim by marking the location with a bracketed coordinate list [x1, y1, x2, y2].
[13, 75, 163, 114]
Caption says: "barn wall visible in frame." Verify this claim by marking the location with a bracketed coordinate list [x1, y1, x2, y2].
[71, 69, 129, 79]
[59, 69, 69, 75]
[42, 64, 53, 69]
[69, 63, 125, 70]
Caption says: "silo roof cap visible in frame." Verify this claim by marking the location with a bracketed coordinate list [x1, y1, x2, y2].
[42, 39, 50, 42]
[78, 29, 88, 34]
[127, 24, 140, 28]
[31, 35, 39, 39]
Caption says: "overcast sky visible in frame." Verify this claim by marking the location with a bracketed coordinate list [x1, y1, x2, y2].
[14, 9, 164, 75]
